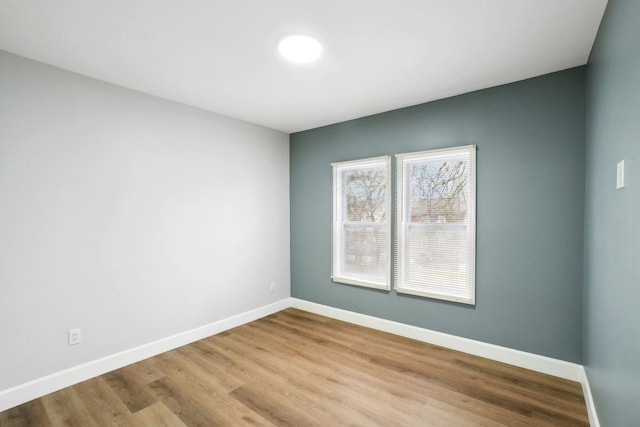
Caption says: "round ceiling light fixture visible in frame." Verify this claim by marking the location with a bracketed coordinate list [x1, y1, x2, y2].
[278, 35, 322, 63]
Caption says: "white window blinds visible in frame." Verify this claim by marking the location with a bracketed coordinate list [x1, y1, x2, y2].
[332, 156, 391, 290]
[395, 145, 476, 304]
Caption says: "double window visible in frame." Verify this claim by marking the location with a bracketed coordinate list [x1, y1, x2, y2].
[332, 145, 476, 304]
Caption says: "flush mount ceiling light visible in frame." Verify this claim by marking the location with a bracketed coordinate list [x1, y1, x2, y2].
[278, 35, 322, 63]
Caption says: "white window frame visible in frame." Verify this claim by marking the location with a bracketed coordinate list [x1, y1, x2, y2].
[395, 145, 476, 304]
[332, 156, 391, 290]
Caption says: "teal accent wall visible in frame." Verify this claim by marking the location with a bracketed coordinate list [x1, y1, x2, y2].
[291, 68, 585, 362]
[585, 0, 640, 425]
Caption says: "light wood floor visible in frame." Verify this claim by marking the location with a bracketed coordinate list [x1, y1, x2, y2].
[1, 308, 589, 426]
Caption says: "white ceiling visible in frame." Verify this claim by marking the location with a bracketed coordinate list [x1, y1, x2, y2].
[0, 0, 607, 133]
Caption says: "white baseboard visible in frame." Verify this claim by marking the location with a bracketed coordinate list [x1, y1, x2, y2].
[580, 367, 601, 427]
[0, 299, 289, 413]
[290, 298, 584, 382]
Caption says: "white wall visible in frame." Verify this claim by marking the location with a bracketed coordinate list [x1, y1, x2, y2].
[0, 50, 290, 392]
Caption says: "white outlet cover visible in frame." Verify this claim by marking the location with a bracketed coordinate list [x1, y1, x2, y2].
[69, 328, 82, 345]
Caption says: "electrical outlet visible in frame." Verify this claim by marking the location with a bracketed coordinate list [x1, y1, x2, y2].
[269, 281, 276, 292]
[69, 328, 82, 345]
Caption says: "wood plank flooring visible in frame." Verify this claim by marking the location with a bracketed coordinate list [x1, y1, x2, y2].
[0, 308, 589, 426]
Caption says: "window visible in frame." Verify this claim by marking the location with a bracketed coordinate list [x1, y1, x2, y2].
[332, 156, 391, 290]
[395, 145, 476, 304]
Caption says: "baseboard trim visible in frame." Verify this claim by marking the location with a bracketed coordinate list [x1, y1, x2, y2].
[0, 299, 289, 413]
[290, 298, 584, 382]
[580, 367, 601, 427]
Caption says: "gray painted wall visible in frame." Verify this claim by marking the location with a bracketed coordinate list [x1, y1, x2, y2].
[291, 68, 585, 362]
[0, 50, 290, 391]
[584, 0, 640, 425]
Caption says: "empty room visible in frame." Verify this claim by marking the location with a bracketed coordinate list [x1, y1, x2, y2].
[0, 1, 637, 426]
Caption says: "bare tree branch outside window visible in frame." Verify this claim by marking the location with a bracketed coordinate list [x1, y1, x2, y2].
[340, 167, 388, 278]
[410, 160, 468, 223]
[344, 169, 387, 222]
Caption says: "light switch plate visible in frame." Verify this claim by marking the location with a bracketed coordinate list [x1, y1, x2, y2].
[617, 160, 625, 189]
